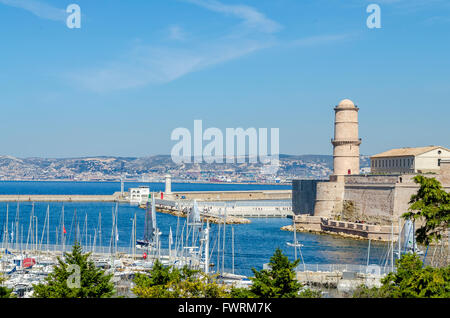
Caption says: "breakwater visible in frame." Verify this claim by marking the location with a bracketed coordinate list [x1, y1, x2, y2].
[0, 194, 121, 202]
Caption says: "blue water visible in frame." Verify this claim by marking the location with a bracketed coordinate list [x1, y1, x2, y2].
[0, 181, 291, 195]
[0, 182, 387, 277]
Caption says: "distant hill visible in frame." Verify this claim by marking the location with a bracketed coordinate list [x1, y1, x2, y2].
[0, 154, 371, 181]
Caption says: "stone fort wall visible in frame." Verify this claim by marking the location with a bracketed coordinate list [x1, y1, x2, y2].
[292, 162, 450, 229]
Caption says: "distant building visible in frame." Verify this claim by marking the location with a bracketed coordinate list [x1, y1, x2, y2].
[129, 186, 150, 204]
[371, 146, 450, 174]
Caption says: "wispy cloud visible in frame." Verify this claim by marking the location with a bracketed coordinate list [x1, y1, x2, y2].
[69, 0, 280, 92]
[0, 0, 65, 22]
[168, 25, 188, 41]
[69, 39, 273, 92]
[184, 0, 282, 34]
[289, 33, 355, 48]
[67, 0, 352, 92]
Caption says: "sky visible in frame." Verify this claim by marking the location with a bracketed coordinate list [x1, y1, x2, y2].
[0, 0, 449, 158]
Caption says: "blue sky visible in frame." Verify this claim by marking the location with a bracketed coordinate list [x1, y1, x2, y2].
[0, 0, 449, 158]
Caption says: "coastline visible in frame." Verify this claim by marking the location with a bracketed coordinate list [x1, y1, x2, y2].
[0, 179, 292, 186]
[281, 224, 389, 242]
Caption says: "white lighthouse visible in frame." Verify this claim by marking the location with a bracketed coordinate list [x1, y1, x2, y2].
[165, 174, 172, 195]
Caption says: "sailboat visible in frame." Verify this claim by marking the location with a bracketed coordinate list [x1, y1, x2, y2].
[401, 219, 424, 256]
[286, 219, 306, 272]
[136, 194, 160, 250]
[286, 221, 304, 248]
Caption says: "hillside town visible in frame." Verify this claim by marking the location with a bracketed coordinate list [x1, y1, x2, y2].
[0, 154, 370, 183]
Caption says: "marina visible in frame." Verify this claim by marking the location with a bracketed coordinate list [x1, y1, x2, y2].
[0, 181, 395, 297]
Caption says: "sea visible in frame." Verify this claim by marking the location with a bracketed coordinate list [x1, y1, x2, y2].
[0, 181, 388, 277]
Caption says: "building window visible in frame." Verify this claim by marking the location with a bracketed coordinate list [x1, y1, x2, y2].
[438, 159, 441, 167]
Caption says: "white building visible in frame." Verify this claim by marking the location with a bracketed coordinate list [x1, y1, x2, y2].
[129, 186, 150, 204]
[370, 146, 450, 174]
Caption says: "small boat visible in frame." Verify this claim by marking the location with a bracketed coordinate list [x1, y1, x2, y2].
[135, 239, 154, 250]
[286, 241, 303, 248]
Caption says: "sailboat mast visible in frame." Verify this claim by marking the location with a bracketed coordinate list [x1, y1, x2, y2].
[222, 204, 226, 275]
[232, 226, 235, 275]
[47, 205, 50, 252]
[205, 221, 210, 275]
[5, 204, 9, 252]
[391, 222, 394, 272]
[98, 211, 102, 253]
[84, 213, 88, 249]
[15, 201, 20, 250]
[294, 220, 297, 261]
[217, 208, 221, 274]
[62, 205, 65, 252]
[134, 213, 137, 260]
[398, 217, 401, 260]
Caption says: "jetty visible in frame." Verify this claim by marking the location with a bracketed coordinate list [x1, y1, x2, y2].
[0, 189, 291, 204]
[0, 193, 122, 203]
[153, 199, 251, 224]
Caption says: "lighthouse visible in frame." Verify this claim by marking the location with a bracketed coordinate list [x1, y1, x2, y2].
[331, 99, 361, 177]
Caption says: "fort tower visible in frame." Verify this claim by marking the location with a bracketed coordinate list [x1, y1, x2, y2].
[332, 99, 361, 177]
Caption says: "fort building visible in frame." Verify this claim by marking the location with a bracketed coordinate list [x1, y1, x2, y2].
[292, 99, 450, 241]
[370, 146, 450, 174]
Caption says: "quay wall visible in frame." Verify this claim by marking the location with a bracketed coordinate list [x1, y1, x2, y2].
[167, 190, 291, 201]
[0, 190, 291, 203]
[0, 194, 119, 202]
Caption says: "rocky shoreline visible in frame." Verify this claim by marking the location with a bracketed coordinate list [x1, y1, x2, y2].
[156, 207, 251, 225]
[280, 224, 387, 242]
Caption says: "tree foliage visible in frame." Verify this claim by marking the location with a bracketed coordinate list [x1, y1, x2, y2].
[231, 248, 319, 298]
[134, 249, 319, 299]
[353, 253, 450, 298]
[132, 260, 229, 298]
[0, 274, 14, 298]
[403, 175, 450, 245]
[33, 242, 115, 298]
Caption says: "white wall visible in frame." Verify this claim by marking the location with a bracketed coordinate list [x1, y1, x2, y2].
[415, 148, 450, 173]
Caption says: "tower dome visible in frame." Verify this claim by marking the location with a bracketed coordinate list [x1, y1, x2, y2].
[336, 99, 355, 108]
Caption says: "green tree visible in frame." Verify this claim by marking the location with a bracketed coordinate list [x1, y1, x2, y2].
[379, 253, 450, 298]
[0, 274, 14, 298]
[33, 242, 115, 298]
[403, 175, 450, 245]
[132, 260, 230, 298]
[353, 253, 450, 298]
[231, 248, 317, 298]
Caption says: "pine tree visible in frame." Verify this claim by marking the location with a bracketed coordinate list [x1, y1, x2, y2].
[231, 248, 307, 298]
[33, 242, 115, 298]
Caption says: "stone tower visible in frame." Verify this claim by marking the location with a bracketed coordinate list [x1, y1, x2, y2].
[331, 99, 361, 177]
